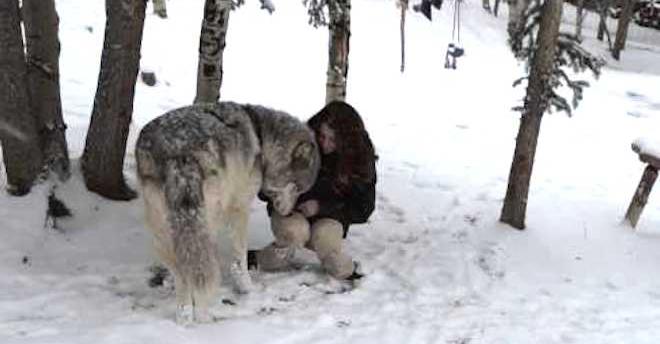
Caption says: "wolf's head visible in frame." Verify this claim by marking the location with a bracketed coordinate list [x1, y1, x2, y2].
[260, 127, 320, 216]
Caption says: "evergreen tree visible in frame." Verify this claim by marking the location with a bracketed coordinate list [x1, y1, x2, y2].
[501, 0, 605, 229]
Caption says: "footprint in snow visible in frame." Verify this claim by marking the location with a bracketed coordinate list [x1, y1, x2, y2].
[475, 245, 505, 280]
[376, 193, 407, 224]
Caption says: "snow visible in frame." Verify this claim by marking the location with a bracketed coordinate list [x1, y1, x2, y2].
[634, 137, 660, 159]
[2, 0, 660, 343]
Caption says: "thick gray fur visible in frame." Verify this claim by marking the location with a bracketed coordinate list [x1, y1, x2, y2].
[135, 102, 320, 324]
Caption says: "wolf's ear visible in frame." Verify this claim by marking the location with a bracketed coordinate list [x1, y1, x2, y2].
[291, 141, 317, 171]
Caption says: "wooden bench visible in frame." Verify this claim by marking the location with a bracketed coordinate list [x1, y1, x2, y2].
[624, 140, 660, 228]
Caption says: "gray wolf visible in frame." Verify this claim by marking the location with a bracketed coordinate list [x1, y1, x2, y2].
[135, 101, 320, 324]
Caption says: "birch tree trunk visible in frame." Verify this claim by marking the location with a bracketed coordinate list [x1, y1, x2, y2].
[0, 0, 44, 195]
[153, 0, 167, 18]
[612, 0, 636, 60]
[326, 0, 351, 104]
[194, 0, 232, 104]
[501, 0, 564, 230]
[576, 0, 584, 40]
[22, 0, 70, 181]
[81, 0, 146, 200]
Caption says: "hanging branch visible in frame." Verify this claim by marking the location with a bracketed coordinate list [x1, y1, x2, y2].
[509, 0, 605, 117]
[303, 0, 328, 27]
[399, 0, 408, 72]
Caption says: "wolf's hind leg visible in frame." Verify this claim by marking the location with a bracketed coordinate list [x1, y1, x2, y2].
[227, 206, 253, 294]
[173, 271, 194, 325]
[165, 157, 220, 324]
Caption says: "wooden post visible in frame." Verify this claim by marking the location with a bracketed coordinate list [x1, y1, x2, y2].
[624, 164, 658, 228]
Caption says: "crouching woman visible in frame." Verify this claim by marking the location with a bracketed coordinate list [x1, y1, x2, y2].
[255, 100, 377, 281]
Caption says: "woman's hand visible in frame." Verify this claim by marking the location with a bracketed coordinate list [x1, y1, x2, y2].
[297, 200, 320, 218]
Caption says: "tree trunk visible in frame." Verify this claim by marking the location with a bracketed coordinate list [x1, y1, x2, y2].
[624, 165, 658, 228]
[597, 0, 606, 40]
[0, 0, 44, 195]
[494, 0, 501, 17]
[500, 0, 563, 230]
[482, 0, 491, 12]
[400, 0, 407, 73]
[22, 0, 70, 182]
[153, 0, 167, 18]
[194, 0, 232, 104]
[326, 0, 351, 104]
[596, 0, 613, 48]
[81, 0, 146, 201]
[576, 0, 584, 40]
[507, 0, 529, 39]
[612, 0, 636, 60]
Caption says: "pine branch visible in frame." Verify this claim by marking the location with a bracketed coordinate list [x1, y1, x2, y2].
[509, 1, 605, 117]
[512, 76, 529, 87]
[548, 90, 572, 116]
[303, 0, 329, 27]
[232, 0, 245, 9]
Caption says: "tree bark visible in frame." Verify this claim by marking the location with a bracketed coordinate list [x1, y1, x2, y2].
[153, 0, 167, 18]
[0, 0, 44, 195]
[194, 0, 232, 104]
[22, 0, 70, 182]
[326, 0, 351, 104]
[81, 0, 146, 200]
[494, 0, 501, 17]
[612, 0, 636, 60]
[624, 165, 658, 228]
[501, 0, 564, 230]
[576, 0, 584, 40]
[595, 0, 614, 48]
[507, 0, 529, 39]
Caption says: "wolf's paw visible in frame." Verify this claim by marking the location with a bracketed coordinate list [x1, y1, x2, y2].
[232, 273, 254, 294]
[194, 308, 213, 323]
[229, 260, 253, 294]
[175, 304, 194, 326]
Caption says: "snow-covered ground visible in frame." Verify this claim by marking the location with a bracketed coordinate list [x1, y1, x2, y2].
[2, 1, 660, 343]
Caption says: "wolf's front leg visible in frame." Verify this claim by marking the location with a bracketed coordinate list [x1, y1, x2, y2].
[227, 207, 253, 294]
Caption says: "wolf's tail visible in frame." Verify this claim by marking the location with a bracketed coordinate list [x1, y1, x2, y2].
[164, 156, 218, 315]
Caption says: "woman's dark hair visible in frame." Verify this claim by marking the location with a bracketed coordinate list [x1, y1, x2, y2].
[307, 101, 376, 194]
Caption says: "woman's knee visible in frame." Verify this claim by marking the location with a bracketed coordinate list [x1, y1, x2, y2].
[271, 212, 311, 246]
[309, 218, 343, 255]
